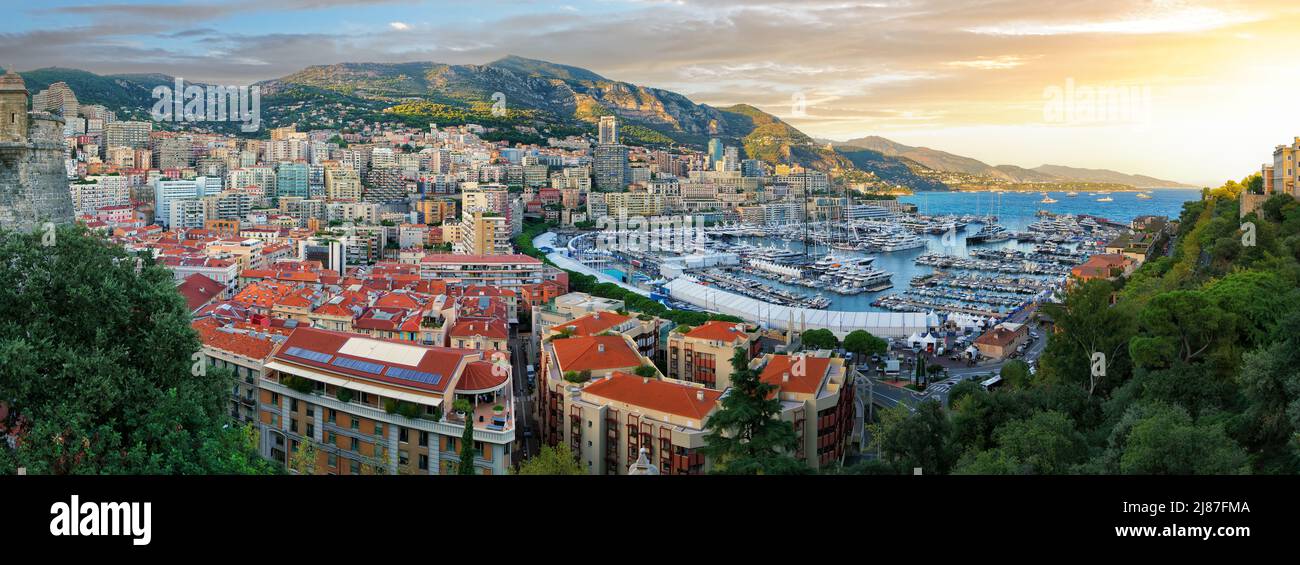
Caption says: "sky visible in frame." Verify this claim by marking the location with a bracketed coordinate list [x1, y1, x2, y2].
[6, 0, 1300, 186]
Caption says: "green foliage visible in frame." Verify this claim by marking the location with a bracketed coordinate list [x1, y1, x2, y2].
[514, 444, 584, 475]
[0, 225, 277, 474]
[703, 348, 807, 474]
[1000, 360, 1032, 390]
[843, 330, 888, 358]
[335, 387, 354, 403]
[800, 328, 839, 350]
[633, 365, 658, 378]
[282, 374, 314, 394]
[868, 401, 955, 474]
[458, 408, 477, 475]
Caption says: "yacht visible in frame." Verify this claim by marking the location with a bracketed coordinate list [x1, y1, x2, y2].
[1065, 191, 1079, 197]
[870, 231, 928, 252]
[965, 223, 1010, 244]
[1096, 196, 1114, 202]
[1040, 193, 1058, 204]
[1135, 192, 1152, 200]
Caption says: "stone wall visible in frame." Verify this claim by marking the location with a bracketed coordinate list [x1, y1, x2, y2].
[0, 112, 75, 231]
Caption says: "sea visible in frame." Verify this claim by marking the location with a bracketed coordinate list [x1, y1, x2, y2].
[724, 188, 1202, 312]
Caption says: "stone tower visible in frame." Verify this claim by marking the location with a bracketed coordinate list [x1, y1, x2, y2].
[0, 69, 75, 231]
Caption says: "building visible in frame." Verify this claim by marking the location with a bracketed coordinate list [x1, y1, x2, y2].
[0, 69, 75, 230]
[753, 352, 856, 470]
[973, 322, 1029, 360]
[598, 115, 619, 145]
[593, 144, 630, 191]
[259, 327, 515, 475]
[419, 254, 559, 291]
[544, 371, 718, 475]
[153, 177, 212, 228]
[1271, 137, 1300, 198]
[545, 310, 663, 361]
[276, 162, 310, 200]
[666, 320, 760, 389]
[456, 210, 511, 256]
[1069, 253, 1134, 284]
[193, 319, 279, 424]
[324, 167, 362, 201]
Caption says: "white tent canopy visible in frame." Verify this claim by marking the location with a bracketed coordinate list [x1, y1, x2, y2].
[665, 276, 926, 338]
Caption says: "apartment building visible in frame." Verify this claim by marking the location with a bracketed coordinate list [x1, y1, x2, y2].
[418, 254, 561, 291]
[752, 352, 856, 470]
[550, 371, 719, 475]
[193, 319, 279, 424]
[259, 327, 515, 475]
[545, 310, 663, 362]
[666, 320, 760, 389]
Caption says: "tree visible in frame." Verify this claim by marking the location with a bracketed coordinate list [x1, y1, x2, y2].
[633, 365, 657, 378]
[1039, 279, 1136, 397]
[868, 401, 955, 474]
[1000, 360, 1032, 389]
[800, 329, 839, 351]
[289, 438, 318, 475]
[1115, 403, 1249, 475]
[0, 225, 277, 475]
[702, 348, 807, 474]
[514, 444, 584, 475]
[955, 411, 1086, 475]
[456, 399, 476, 474]
[843, 330, 888, 360]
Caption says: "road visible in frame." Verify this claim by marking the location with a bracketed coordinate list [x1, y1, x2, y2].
[509, 324, 538, 467]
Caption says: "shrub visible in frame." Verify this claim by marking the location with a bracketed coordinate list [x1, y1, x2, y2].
[336, 388, 354, 403]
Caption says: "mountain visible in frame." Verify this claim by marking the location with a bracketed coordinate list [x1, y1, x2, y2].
[832, 135, 999, 177]
[484, 55, 608, 82]
[833, 135, 1192, 187]
[1030, 164, 1190, 188]
[16, 61, 939, 189]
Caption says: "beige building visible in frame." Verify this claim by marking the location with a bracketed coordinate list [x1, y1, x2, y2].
[751, 352, 857, 470]
[1272, 137, 1300, 198]
[259, 327, 515, 475]
[324, 167, 362, 202]
[666, 320, 759, 389]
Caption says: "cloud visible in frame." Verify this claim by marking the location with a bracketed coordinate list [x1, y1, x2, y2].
[389, 21, 410, 30]
[944, 56, 1031, 70]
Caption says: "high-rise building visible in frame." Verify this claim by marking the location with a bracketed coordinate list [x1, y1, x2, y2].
[707, 138, 724, 169]
[593, 144, 630, 191]
[154, 177, 212, 228]
[104, 121, 152, 150]
[0, 69, 75, 230]
[598, 115, 619, 145]
[324, 167, 362, 201]
[31, 81, 79, 120]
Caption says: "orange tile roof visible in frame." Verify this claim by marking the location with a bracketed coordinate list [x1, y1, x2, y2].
[683, 320, 750, 343]
[551, 335, 643, 373]
[557, 311, 631, 337]
[192, 319, 275, 360]
[583, 372, 721, 421]
[758, 354, 831, 395]
[177, 273, 224, 311]
[456, 360, 510, 393]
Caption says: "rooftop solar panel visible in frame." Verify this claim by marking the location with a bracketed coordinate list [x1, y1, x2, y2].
[284, 346, 332, 363]
[386, 366, 442, 386]
[331, 356, 385, 374]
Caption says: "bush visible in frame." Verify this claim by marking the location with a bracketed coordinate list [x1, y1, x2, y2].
[563, 370, 590, 384]
[282, 375, 314, 394]
[336, 388, 354, 403]
[633, 365, 657, 378]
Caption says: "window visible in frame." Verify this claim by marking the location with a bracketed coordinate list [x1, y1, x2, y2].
[399, 428, 409, 443]
[271, 392, 280, 406]
[327, 453, 337, 467]
[374, 422, 384, 437]
[418, 454, 428, 470]
[290, 398, 298, 411]
[306, 424, 314, 438]
[306, 406, 313, 418]
[327, 432, 336, 445]
[350, 417, 359, 431]
[399, 450, 410, 466]
[349, 460, 360, 475]
[350, 438, 359, 452]
[290, 418, 298, 433]
[418, 431, 428, 447]
[327, 409, 336, 424]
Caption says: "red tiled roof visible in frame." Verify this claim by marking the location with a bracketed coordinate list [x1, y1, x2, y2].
[177, 273, 224, 312]
[448, 318, 508, 340]
[683, 320, 749, 343]
[192, 319, 275, 360]
[550, 335, 643, 373]
[583, 372, 721, 421]
[420, 253, 541, 265]
[758, 354, 831, 395]
[557, 311, 631, 337]
[272, 327, 477, 392]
